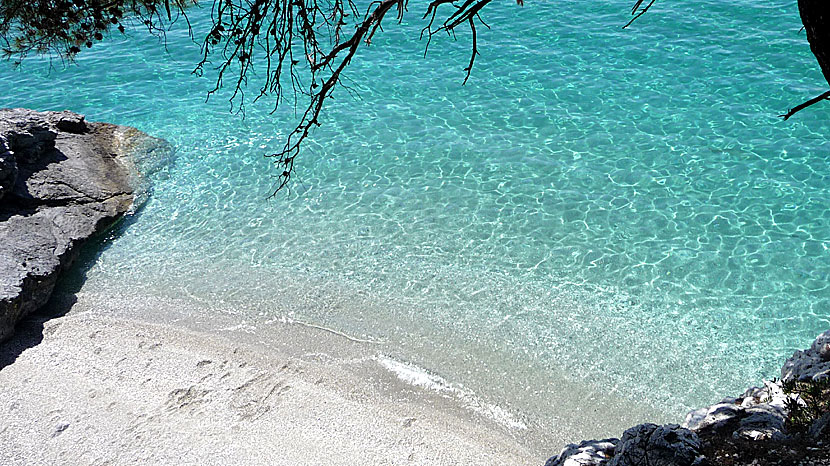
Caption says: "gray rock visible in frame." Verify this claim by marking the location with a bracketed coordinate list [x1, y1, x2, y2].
[782, 330, 830, 383]
[683, 403, 742, 433]
[53, 111, 87, 134]
[809, 412, 830, 439]
[0, 108, 170, 343]
[0, 111, 57, 164]
[608, 424, 702, 466]
[51, 422, 70, 438]
[545, 438, 618, 466]
[683, 380, 789, 442]
[741, 383, 789, 409]
[732, 405, 787, 441]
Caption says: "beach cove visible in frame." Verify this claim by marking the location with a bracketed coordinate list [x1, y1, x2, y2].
[2, 0, 830, 463]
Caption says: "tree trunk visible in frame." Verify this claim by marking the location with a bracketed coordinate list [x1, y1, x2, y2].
[799, 0, 830, 87]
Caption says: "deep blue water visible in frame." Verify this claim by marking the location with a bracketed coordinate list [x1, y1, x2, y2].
[3, 0, 829, 428]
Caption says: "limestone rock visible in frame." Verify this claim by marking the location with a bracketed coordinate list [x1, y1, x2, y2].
[782, 329, 830, 383]
[683, 403, 742, 434]
[545, 438, 618, 466]
[53, 111, 87, 134]
[0, 111, 57, 164]
[732, 405, 787, 442]
[0, 108, 170, 343]
[683, 381, 789, 442]
[608, 424, 703, 466]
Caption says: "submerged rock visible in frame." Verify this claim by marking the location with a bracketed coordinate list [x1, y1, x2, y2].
[0, 108, 169, 342]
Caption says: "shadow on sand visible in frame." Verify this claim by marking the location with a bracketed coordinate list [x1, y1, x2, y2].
[0, 212, 142, 371]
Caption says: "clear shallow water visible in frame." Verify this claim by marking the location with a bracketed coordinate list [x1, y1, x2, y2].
[3, 0, 830, 432]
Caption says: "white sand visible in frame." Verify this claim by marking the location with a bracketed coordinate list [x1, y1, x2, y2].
[0, 302, 542, 465]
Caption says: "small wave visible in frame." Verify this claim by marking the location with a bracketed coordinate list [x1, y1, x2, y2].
[376, 355, 527, 431]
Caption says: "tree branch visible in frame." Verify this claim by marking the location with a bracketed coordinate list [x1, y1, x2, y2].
[780, 90, 830, 120]
[623, 0, 657, 29]
[0, 0, 669, 195]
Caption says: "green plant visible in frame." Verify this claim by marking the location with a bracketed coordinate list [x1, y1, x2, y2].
[782, 377, 830, 432]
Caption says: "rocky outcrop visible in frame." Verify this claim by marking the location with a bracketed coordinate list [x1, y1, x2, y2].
[781, 329, 830, 383]
[545, 329, 830, 466]
[0, 108, 168, 343]
[547, 425, 702, 466]
[607, 424, 702, 466]
[682, 381, 789, 442]
[544, 439, 618, 466]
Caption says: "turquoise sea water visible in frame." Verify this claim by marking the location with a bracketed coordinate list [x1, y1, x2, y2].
[3, 0, 830, 434]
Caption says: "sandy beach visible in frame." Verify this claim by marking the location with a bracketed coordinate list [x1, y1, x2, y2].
[0, 292, 543, 465]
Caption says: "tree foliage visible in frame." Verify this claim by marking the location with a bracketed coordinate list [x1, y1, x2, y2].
[1, 0, 828, 193]
[0, 1, 192, 58]
[782, 377, 830, 433]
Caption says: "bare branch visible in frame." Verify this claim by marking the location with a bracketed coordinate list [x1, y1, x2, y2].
[623, 0, 657, 29]
[0, 0, 671, 195]
[780, 90, 830, 120]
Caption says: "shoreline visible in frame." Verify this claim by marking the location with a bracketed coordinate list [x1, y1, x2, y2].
[0, 297, 539, 465]
[0, 287, 672, 465]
